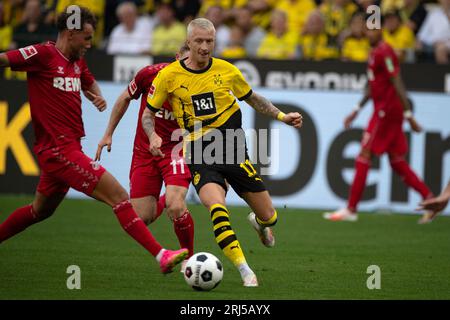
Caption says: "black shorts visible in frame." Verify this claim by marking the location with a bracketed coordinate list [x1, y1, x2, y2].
[184, 120, 267, 196]
[187, 156, 267, 196]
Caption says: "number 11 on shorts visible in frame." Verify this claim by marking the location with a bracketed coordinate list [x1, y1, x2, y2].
[171, 159, 185, 174]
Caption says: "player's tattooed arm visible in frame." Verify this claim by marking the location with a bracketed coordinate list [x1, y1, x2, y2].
[142, 108, 164, 157]
[0, 53, 10, 67]
[245, 91, 303, 128]
[142, 107, 156, 137]
[245, 91, 280, 119]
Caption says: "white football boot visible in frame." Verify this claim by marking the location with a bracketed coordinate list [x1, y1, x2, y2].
[323, 208, 358, 222]
[248, 212, 275, 247]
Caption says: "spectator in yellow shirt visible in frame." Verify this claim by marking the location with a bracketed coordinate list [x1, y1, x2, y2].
[0, 3, 12, 52]
[382, 10, 416, 62]
[299, 10, 339, 60]
[221, 24, 247, 58]
[151, 3, 186, 56]
[275, 0, 317, 34]
[320, 0, 357, 45]
[340, 12, 370, 62]
[257, 10, 299, 59]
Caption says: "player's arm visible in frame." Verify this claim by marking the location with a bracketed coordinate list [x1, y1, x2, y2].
[0, 53, 10, 68]
[344, 83, 371, 129]
[142, 107, 164, 157]
[244, 91, 303, 128]
[390, 74, 421, 132]
[143, 72, 168, 157]
[83, 81, 107, 112]
[95, 88, 132, 161]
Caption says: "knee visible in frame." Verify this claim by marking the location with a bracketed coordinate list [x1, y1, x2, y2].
[140, 214, 153, 225]
[359, 149, 372, 160]
[166, 199, 186, 218]
[389, 154, 404, 165]
[33, 207, 55, 222]
[110, 188, 130, 207]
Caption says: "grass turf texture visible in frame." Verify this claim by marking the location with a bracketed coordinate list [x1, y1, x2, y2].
[0, 195, 449, 300]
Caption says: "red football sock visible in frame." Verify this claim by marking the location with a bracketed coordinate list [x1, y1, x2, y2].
[173, 210, 194, 258]
[113, 200, 162, 257]
[0, 205, 41, 243]
[347, 156, 371, 212]
[155, 194, 166, 220]
[390, 157, 432, 199]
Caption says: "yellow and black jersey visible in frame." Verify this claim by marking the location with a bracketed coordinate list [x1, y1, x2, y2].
[146, 57, 252, 142]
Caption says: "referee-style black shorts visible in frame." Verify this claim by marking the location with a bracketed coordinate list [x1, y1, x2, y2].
[187, 157, 267, 196]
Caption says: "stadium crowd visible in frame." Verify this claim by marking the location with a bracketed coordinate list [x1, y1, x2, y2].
[0, 0, 449, 64]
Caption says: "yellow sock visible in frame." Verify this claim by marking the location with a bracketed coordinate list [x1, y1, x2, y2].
[210, 204, 247, 267]
[256, 210, 278, 227]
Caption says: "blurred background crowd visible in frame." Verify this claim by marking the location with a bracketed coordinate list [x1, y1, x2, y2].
[0, 0, 449, 64]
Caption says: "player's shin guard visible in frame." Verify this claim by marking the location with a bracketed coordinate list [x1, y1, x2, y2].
[210, 204, 247, 266]
[348, 156, 371, 212]
[173, 210, 194, 258]
[0, 205, 43, 243]
[390, 157, 432, 199]
[113, 200, 163, 257]
[256, 210, 278, 227]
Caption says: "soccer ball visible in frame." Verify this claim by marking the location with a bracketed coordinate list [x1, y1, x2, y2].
[184, 252, 223, 291]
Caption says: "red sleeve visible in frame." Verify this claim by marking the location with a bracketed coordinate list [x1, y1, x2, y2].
[6, 44, 48, 72]
[80, 58, 95, 91]
[127, 67, 148, 100]
[127, 63, 169, 100]
[380, 45, 399, 78]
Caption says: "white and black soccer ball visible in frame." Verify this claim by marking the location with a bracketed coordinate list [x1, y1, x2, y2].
[184, 252, 223, 291]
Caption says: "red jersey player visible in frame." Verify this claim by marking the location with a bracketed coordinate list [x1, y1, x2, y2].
[95, 46, 194, 269]
[0, 7, 187, 273]
[323, 27, 436, 223]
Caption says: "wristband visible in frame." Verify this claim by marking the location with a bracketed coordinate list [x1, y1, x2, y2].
[404, 110, 413, 119]
[353, 104, 362, 113]
[277, 111, 286, 121]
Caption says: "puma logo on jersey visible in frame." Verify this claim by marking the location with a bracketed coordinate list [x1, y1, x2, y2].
[230, 244, 240, 250]
[155, 109, 175, 120]
[53, 77, 81, 92]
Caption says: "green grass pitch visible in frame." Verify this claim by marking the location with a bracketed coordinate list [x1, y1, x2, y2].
[1, 195, 449, 300]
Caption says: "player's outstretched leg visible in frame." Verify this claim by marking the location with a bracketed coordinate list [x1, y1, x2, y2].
[242, 191, 276, 248]
[0, 191, 65, 244]
[199, 183, 257, 287]
[92, 171, 187, 273]
[209, 203, 257, 287]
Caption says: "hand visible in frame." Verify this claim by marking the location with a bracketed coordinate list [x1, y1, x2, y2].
[417, 194, 449, 213]
[408, 116, 422, 133]
[85, 91, 107, 112]
[344, 110, 358, 129]
[95, 135, 112, 161]
[282, 112, 303, 128]
[149, 132, 164, 157]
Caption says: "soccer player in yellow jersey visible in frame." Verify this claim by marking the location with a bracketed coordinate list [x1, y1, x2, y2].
[143, 18, 303, 287]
